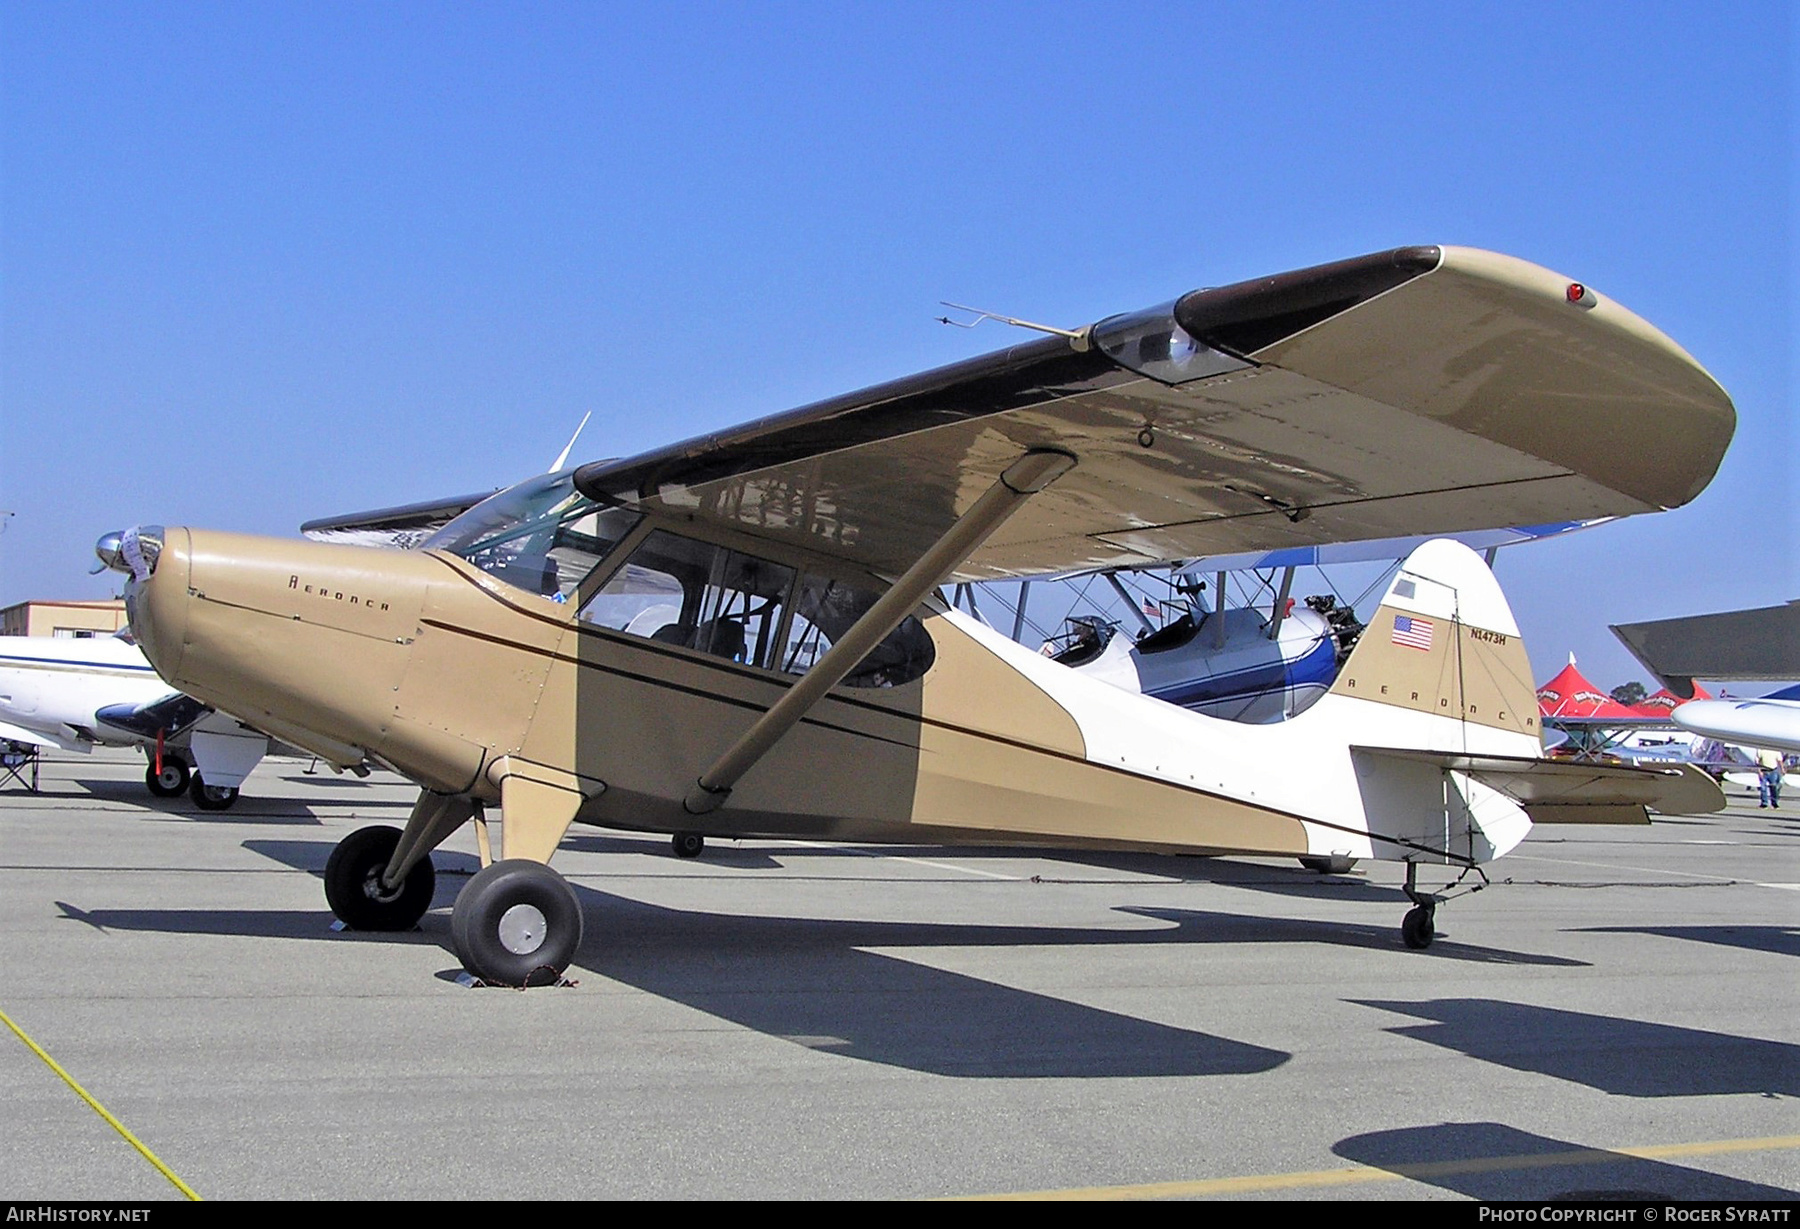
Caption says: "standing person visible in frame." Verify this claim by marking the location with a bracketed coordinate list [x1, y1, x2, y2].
[1757, 748, 1784, 808]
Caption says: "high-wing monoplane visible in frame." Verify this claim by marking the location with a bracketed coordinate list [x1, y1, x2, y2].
[1614, 601, 1800, 752]
[101, 246, 1737, 984]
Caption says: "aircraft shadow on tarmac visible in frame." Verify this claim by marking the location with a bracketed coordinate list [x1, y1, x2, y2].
[1332, 1121, 1797, 1200]
[53, 877, 1291, 1079]
[1114, 907, 1584, 966]
[1575, 924, 1800, 959]
[1352, 998, 1800, 1098]
[553, 886, 1294, 1078]
[51, 838, 1601, 1080]
[239, 838, 482, 878]
[54, 776, 412, 825]
[53, 899, 408, 944]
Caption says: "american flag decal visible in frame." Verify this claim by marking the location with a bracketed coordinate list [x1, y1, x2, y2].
[1391, 614, 1434, 651]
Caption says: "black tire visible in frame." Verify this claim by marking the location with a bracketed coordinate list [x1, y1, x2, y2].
[324, 824, 437, 931]
[1401, 905, 1436, 950]
[1297, 855, 1357, 875]
[451, 860, 583, 987]
[188, 772, 239, 811]
[146, 758, 190, 797]
[672, 832, 705, 859]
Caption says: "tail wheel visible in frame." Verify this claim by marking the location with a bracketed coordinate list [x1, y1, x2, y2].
[452, 860, 582, 987]
[188, 772, 239, 811]
[1401, 905, 1436, 950]
[146, 759, 191, 797]
[325, 824, 437, 931]
[672, 832, 706, 859]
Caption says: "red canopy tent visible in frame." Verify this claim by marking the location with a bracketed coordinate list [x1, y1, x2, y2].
[1536, 656, 1645, 721]
[1632, 684, 1713, 719]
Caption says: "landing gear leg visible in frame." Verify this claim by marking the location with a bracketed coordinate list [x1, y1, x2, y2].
[1400, 861, 1438, 950]
[449, 764, 586, 986]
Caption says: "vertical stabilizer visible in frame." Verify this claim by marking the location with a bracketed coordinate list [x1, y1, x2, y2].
[1327, 539, 1541, 754]
[1312, 540, 1542, 863]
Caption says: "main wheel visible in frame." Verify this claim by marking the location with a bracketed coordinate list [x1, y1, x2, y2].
[1298, 855, 1357, 875]
[1401, 905, 1436, 950]
[324, 824, 437, 931]
[452, 860, 583, 987]
[146, 758, 190, 797]
[672, 831, 705, 859]
[188, 772, 239, 811]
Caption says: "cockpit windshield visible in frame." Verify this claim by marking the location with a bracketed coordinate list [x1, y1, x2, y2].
[421, 471, 639, 603]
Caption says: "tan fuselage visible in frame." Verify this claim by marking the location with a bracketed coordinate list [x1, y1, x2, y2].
[130, 527, 1315, 860]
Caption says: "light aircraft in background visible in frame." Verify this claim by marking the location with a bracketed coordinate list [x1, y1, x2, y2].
[0, 631, 271, 807]
[959, 520, 1610, 726]
[101, 245, 1735, 985]
[1614, 601, 1800, 753]
[1674, 687, 1800, 755]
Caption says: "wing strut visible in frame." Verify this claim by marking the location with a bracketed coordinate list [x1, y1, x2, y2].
[1104, 572, 1155, 636]
[683, 448, 1078, 815]
[1267, 566, 1297, 641]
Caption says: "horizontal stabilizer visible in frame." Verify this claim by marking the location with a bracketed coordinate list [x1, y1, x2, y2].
[1353, 746, 1723, 823]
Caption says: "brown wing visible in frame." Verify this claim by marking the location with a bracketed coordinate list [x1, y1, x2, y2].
[575, 246, 1734, 581]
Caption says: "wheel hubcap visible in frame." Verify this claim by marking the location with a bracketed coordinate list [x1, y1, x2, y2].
[498, 904, 548, 955]
[361, 866, 404, 904]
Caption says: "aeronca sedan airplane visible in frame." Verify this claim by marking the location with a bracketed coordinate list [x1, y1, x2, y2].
[101, 245, 1736, 985]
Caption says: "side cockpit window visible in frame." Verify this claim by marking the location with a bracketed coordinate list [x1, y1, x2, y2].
[580, 531, 795, 669]
[579, 531, 935, 688]
[781, 574, 934, 688]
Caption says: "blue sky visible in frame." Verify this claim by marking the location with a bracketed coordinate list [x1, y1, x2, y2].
[1, 2, 1792, 687]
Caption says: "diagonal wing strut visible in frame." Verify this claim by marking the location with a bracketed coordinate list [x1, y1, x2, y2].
[682, 448, 1077, 815]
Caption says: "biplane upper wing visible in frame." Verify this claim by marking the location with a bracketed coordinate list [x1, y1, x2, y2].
[1169, 518, 1613, 577]
[573, 246, 1733, 582]
[302, 490, 497, 549]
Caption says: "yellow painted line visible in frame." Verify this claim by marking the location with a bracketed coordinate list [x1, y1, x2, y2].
[950, 1133, 1800, 1200]
[1, 1005, 202, 1200]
